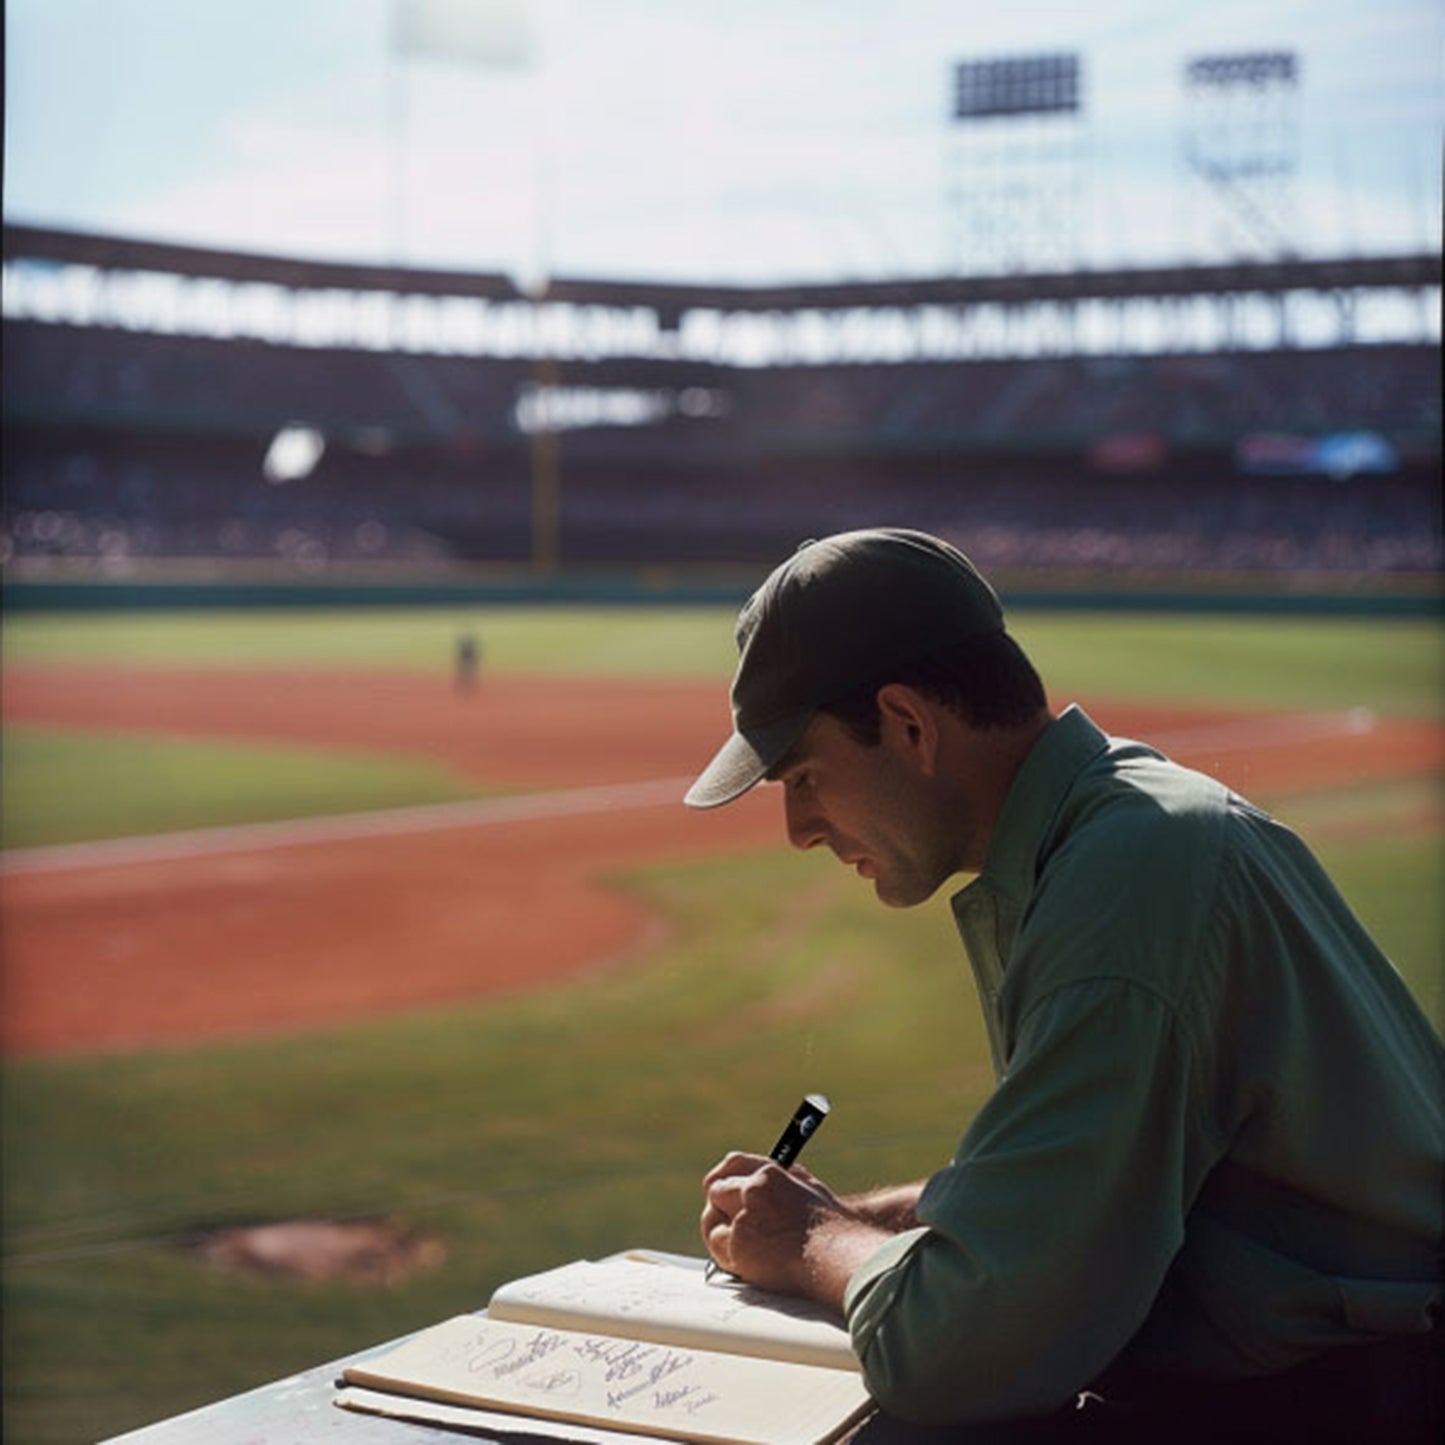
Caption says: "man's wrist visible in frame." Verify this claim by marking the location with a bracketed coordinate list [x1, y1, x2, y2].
[799, 1210, 898, 1312]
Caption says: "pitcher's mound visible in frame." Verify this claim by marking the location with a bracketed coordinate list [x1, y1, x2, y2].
[195, 1218, 445, 1284]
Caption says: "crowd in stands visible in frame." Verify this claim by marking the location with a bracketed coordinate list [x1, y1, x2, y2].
[551, 459, 1440, 573]
[733, 345, 1439, 448]
[3, 319, 1439, 577]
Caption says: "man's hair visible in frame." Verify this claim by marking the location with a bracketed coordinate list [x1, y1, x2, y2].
[819, 630, 1046, 746]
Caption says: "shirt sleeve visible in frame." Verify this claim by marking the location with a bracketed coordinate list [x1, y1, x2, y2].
[845, 977, 1217, 1424]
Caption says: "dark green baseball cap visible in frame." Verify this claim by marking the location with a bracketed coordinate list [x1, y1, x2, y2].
[684, 529, 1004, 809]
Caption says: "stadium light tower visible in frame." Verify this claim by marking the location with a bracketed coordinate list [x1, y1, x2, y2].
[1182, 51, 1301, 261]
[946, 53, 1086, 276]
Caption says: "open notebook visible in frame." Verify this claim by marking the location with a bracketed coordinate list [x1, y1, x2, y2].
[336, 1251, 873, 1445]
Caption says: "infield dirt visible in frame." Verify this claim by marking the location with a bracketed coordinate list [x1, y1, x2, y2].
[3, 666, 1440, 1055]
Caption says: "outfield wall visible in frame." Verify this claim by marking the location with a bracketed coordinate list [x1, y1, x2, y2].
[4, 572, 1441, 617]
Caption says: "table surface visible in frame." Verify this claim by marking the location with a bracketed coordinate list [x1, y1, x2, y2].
[99, 1252, 726, 1444]
[100, 1321, 495, 1445]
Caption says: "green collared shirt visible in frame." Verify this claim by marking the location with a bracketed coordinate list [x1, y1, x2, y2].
[844, 706, 1444, 1425]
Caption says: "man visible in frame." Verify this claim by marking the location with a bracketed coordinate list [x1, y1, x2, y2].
[687, 529, 1443, 1440]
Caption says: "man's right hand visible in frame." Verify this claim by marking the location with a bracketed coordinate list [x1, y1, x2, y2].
[700, 1153, 914, 1311]
[701, 1152, 840, 1295]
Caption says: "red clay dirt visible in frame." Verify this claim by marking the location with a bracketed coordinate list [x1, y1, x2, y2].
[2, 666, 1440, 1056]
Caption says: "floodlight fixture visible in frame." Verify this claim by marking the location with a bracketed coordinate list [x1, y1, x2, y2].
[1185, 52, 1297, 89]
[953, 53, 1081, 120]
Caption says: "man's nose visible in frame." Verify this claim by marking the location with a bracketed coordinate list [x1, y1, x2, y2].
[784, 790, 826, 851]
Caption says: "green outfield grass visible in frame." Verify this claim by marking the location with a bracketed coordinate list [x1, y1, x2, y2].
[2, 605, 1441, 1444]
[0, 606, 742, 677]
[1011, 611, 1445, 718]
[5, 606, 1443, 712]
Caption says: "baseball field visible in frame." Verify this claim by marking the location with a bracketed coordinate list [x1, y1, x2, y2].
[2, 602, 1442, 1444]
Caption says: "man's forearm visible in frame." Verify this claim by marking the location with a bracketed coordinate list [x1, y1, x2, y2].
[838, 1180, 927, 1231]
[800, 1212, 901, 1313]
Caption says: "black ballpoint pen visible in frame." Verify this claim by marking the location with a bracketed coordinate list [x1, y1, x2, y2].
[767, 1092, 831, 1166]
[706, 1093, 831, 1281]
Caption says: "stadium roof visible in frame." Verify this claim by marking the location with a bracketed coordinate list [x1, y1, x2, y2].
[4, 223, 1439, 326]
[1, 224, 523, 301]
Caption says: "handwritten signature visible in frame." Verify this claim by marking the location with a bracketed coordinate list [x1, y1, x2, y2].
[457, 1326, 719, 1416]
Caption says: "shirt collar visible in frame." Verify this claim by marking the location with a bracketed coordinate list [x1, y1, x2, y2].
[959, 704, 1110, 905]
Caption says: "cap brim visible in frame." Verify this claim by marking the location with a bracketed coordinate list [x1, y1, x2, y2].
[684, 711, 813, 809]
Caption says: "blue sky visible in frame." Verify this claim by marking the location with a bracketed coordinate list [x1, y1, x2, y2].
[4, 0, 1441, 284]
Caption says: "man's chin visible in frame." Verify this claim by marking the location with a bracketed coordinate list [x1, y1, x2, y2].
[872, 876, 932, 909]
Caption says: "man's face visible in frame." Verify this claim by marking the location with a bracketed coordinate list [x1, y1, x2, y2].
[769, 711, 959, 908]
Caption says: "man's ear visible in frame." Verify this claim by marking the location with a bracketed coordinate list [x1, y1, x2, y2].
[875, 684, 940, 773]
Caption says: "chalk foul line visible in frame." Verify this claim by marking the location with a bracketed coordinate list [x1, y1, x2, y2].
[0, 709, 1381, 876]
[1141, 706, 1377, 755]
[0, 776, 698, 876]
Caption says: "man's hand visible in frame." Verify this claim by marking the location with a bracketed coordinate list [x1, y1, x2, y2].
[700, 1152, 901, 1311]
[701, 1151, 839, 1293]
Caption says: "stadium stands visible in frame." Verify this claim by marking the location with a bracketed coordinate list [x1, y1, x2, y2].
[3, 227, 1439, 577]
